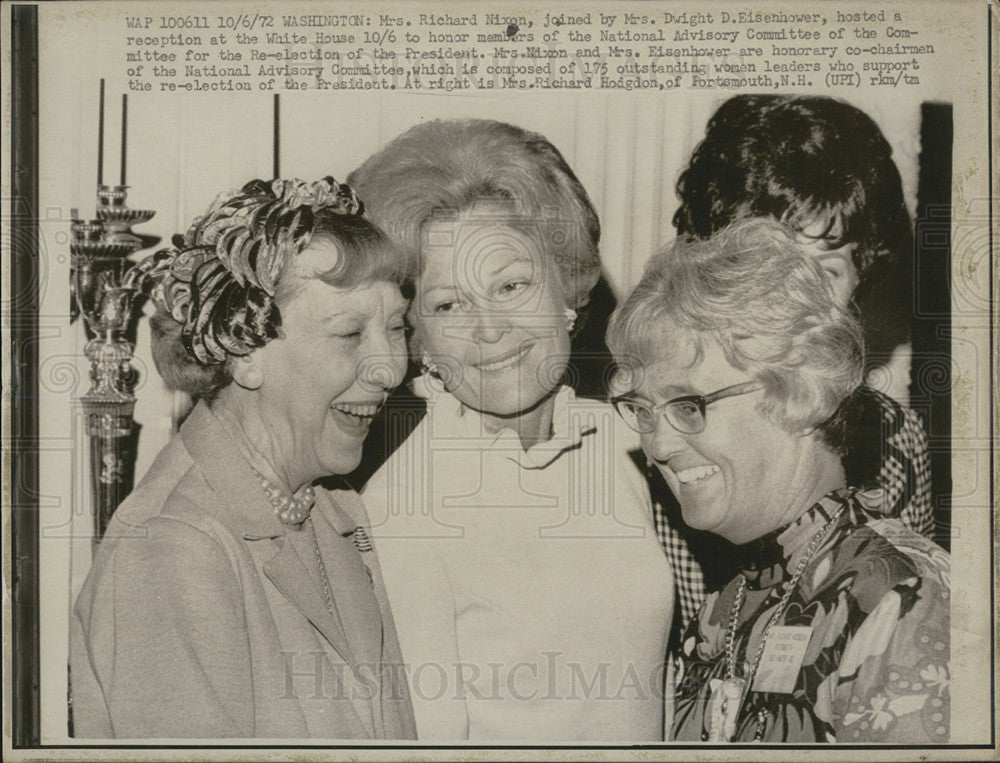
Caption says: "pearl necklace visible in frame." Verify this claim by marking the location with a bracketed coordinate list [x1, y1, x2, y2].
[709, 503, 845, 743]
[253, 470, 316, 525]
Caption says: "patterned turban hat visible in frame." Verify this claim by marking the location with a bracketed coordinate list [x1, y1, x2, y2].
[137, 177, 364, 365]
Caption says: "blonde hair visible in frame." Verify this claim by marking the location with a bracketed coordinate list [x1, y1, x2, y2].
[607, 218, 864, 439]
[348, 118, 601, 310]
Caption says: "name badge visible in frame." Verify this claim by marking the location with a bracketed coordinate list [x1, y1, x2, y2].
[752, 625, 813, 695]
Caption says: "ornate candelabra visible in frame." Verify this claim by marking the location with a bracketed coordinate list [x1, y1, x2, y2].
[70, 183, 156, 541]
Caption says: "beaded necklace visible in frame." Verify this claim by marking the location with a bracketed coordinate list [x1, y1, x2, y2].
[253, 469, 316, 526]
[708, 504, 845, 743]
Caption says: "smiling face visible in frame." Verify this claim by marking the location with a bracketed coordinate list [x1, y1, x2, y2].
[248, 244, 408, 487]
[630, 331, 823, 545]
[412, 214, 571, 421]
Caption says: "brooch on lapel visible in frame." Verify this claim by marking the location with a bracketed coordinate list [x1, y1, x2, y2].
[343, 526, 373, 553]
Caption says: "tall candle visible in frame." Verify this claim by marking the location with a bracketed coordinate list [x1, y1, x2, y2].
[273, 93, 280, 179]
[97, 79, 105, 185]
[120, 94, 128, 186]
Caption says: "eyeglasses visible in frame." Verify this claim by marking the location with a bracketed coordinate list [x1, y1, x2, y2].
[611, 382, 763, 435]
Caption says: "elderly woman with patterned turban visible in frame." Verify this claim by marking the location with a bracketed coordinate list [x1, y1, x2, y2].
[70, 178, 417, 739]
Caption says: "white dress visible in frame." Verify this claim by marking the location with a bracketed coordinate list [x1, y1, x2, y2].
[363, 377, 674, 741]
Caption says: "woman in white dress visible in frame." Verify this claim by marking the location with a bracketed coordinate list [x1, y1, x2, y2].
[348, 119, 674, 741]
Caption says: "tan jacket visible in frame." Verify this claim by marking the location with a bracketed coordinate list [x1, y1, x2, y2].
[71, 402, 416, 739]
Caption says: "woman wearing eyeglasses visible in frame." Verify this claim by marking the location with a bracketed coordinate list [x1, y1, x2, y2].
[607, 218, 949, 743]
[659, 94, 934, 642]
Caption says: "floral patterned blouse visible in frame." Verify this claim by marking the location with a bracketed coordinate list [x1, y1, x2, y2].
[672, 488, 950, 743]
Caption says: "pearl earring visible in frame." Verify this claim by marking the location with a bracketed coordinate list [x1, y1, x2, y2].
[564, 307, 577, 332]
[244, 366, 263, 389]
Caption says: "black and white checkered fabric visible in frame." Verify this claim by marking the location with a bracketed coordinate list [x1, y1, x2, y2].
[654, 387, 935, 637]
[886, 402, 934, 537]
[656, 505, 707, 633]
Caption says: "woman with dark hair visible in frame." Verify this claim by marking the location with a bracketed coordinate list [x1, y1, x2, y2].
[674, 94, 912, 360]
[608, 219, 950, 743]
[348, 120, 673, 740]
[662, 95, 934, 631]
[71, 178, 417, 739]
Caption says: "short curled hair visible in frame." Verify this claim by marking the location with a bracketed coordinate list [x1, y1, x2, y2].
[146, 179, 412, 404]
[347, 119, 602, 311]
[607, 218, 864, 451]
[673, 95, 912, 360]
